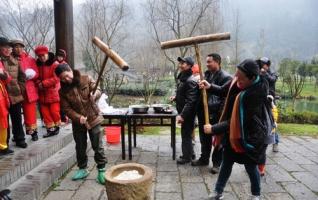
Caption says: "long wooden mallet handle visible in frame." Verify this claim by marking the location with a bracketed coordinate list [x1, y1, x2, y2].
[92, 36, 129, 71]
[194, 44, 210, 125]
[161, 32, 230, 49]
[92, 55, 108, 94]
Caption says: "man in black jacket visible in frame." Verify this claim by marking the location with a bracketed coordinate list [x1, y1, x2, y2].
[192, 53, 232, 174]
[171, 56, 199, 164]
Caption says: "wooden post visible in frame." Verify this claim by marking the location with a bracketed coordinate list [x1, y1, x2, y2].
[92, 55, 109, 94]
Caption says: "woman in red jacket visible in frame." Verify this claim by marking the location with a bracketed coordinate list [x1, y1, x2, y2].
[34, 45, 60, 138]
[0, 61, 13, 155]
[12, 40, 39, 141]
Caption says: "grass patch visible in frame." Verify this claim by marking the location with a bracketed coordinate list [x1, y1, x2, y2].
[278, 123, 318, 137]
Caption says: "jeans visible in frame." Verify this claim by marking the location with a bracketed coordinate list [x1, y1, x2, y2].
[215, 151, 261, 196]
[274, 132, 279, 144]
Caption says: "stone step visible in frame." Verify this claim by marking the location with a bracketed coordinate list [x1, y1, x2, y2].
[7, 141, 78, 200]
[0, 125, 73, 190]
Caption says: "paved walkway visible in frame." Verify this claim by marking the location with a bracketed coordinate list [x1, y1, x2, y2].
[42, 135, 318, 200]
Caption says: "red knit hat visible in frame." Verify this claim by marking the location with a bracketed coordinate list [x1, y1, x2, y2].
[192, 64, 200, 74]
[34, 45, 49, 55]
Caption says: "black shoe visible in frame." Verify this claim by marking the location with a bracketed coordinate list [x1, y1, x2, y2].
[210, 166, 220, 174]
[53, 126, 60, 135]
[31, 132, 38, 141]
[43, 128, 56, 138]
[16, 141, 27, 148]
[0, 189, 12, 200]
[176, 158, 191, 165]
[191, 158, 209, 166]
[179, 154, 196, 160]
[0, 148, 14, 156]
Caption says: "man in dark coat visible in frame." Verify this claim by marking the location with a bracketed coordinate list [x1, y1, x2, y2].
[55, 63, 107, 185]
[171, 56, 199, 164]
[203, 59, 268, 200]
[192, 53, 232, 175]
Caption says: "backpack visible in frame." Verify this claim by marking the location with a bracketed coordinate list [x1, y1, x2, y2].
[262, 99, 276, 144]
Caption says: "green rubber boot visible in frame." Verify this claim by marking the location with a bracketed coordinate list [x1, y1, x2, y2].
[96, 168, 106, 185]
[72, 169, 89, 181]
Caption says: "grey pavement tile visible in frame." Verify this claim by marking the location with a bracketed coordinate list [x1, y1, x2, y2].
[272, 157, 305, 172]
[265, 164, 296, 182]
[156, 182, 182, 193]
[300, 164, 318, 177]
[156, 192, 182, 200]
[263, 193, 294, 200]
[156, 172, 179, 183]
[281, 181, 318, 200]
[71, 180, 105, 200]
[292, 171, 318, 192]
[54, 170, 84, 191]
[43, 191, 75, 200]
[182, 182, 209, 200]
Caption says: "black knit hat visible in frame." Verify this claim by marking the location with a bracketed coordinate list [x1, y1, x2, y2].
[237, 59, 260, 78]
[55, 63, 71, 77]
[0, 37, 12, 47]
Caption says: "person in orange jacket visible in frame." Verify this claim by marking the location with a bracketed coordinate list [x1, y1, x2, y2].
[0, 57, 13, 156]
[11, 39, 39, 141]
[34, 45, 61, 138]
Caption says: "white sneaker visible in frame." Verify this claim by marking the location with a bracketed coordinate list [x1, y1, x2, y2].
[208, 191, 224, 200]
[251, 195, 260, 200]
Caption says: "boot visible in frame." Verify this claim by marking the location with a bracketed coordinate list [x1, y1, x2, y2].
[43, 127, 56, 138]
[72, 169, 89, 181]
[96, 168, 106, 185]
[53, 126, 60, 135]
[31, 131, 38, 141]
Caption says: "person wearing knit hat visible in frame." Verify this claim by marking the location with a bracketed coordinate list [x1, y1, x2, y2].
[12, 39, 39, 141]
[202, 59, 268, 200]
[54, 51, 69, 125]
[55, 64, 107, 185]
[0, 36, 28, 149]
[34, 45, 61, 138]
[55, 49, 67, 64]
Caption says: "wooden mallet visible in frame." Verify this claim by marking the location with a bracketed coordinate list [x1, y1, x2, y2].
[160, 32, 230, 126]
[92, 36, 129, 93]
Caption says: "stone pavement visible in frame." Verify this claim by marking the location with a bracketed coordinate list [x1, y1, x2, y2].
[41, 135, 318, 200]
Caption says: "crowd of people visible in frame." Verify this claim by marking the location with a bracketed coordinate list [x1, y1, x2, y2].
[0, 36, 107, 186]
[172, 54, 278, 200]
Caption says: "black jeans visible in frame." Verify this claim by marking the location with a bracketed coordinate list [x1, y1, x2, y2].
[7, 103, 25, 143]
[181, 116, 195, 160]
[215, 151, 261, 196]
[72, 124, 107, 169]
[197, 111, 223, 166]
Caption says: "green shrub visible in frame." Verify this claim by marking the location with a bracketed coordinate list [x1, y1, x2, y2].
[279, 109, 318, 124]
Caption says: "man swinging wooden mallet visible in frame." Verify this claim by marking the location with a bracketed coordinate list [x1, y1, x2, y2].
[160, 32, 231, 128]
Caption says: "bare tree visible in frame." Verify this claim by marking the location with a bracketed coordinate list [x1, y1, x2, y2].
[232, 8, 241, 66]
[257, 28, 266, 58]
[0, 0, 55, 53]
[144, 0, 221, 82]
[77, 0, 129, 105]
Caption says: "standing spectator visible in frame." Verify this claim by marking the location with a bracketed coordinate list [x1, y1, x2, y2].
[192, 53, 232, 176]
[256, 57, 280, 152]
[35, 45, 60, 138]
[203, 59, 268, 200]
[54, 49, 69, 124]
[171, 56, 199, 165]
[55, 63, 107, 184]
[11, 39, 39, 141]
[0, 37, 27, 148]
[0, 60, 13, 155]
